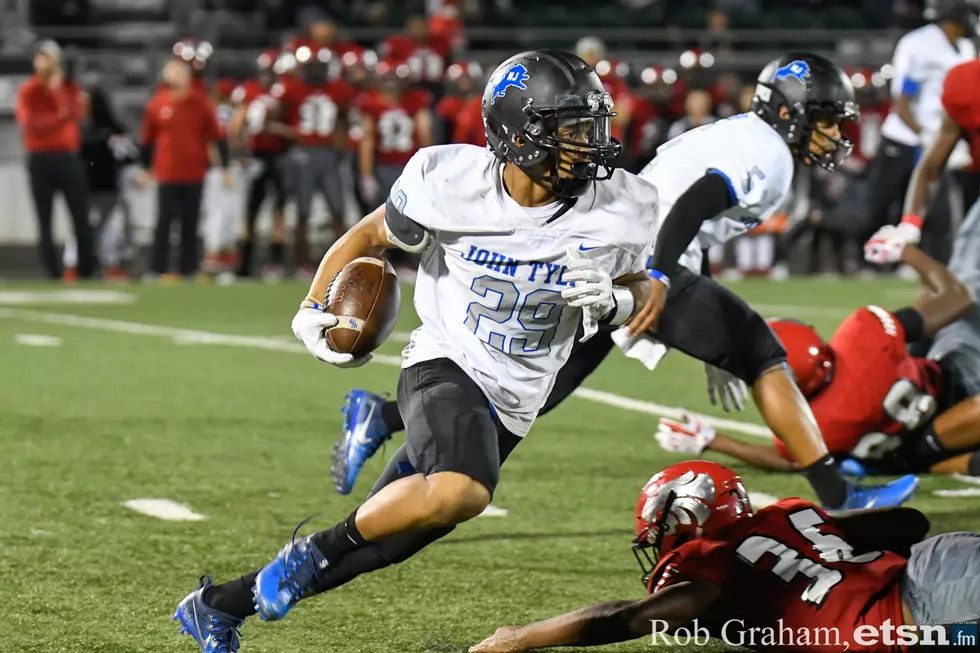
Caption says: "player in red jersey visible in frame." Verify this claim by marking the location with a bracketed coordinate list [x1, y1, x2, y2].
[226, 49, 293, 279]
[435, 61, 484, 147]
[275, 45, 355, 268]
[472, 460, 980, 653]
[382, 14, 450, 93]
[358, 60, 433, 207]
[656, 242, 977, 476]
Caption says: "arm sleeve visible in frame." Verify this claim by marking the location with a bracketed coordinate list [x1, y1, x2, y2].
[648, 171, 734, 273]
[382, 149, 437, 253]
[892, 307, 926, 345]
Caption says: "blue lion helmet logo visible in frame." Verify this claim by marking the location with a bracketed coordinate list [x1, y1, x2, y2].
[490, 63, 530, 105]
[771, 60, 811, 84]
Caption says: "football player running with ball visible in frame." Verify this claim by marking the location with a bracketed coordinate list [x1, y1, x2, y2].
[337, 53, 919, 512]
[174, 50, 663, 653]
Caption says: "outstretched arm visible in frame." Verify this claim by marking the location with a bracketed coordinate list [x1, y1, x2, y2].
[469, 581, 720, 653]
[903, 111, 964, 221]
[708, 433, 800, 472]
[902, 245, 974, 340]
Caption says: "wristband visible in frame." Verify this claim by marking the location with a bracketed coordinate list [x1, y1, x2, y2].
[900, 214, 923, 229]
[648, 268, 671, 288]
[607, 285, 635, 326]
[301, 299, 324, 311]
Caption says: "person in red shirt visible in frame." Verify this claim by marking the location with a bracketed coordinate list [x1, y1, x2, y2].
[471, 460, 979, 653]
[435, 61, 484, 147]
[382, 15, 451, 94]
[358, 61, 433, 207]
[275, 45, 355, 269]
[656, 243, 978, 476]
[139, 59, 227, 279]
[15, 39, 96, 280]
[227, 49, 292, 279]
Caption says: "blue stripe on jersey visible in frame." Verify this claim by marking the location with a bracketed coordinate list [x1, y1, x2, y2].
[707, 168, 738, 205]
[901, 78, 921, 97]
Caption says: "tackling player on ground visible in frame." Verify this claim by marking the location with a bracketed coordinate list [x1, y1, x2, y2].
[657, 242, 977, 476]
[471, 460, 980, 653]
[336, 52, 919, 512]
[174, 50, 663, 653]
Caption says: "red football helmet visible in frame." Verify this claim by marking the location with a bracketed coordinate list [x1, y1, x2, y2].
[632, 461, 752, 590]
[767, 318, 835, 397]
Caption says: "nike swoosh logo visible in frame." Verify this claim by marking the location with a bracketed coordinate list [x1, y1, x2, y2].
[352, 402, 377, 446]
[578, 244, 601, 251]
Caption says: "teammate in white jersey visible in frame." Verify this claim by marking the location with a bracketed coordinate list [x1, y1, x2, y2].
[173, 50, 661, 653]
[336, 53, 919, 514]
[863, 0, 977, 251]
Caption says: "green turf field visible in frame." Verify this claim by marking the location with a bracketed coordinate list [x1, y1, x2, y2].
[1, 277, 978, 653]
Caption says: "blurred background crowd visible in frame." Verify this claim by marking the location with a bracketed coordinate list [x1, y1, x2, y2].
[1, 0, 977, 282]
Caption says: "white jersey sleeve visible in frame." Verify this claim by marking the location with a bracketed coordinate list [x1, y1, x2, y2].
[640, 113, 793, 251]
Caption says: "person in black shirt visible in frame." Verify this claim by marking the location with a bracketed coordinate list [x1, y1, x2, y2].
[64, 84, 137, 279]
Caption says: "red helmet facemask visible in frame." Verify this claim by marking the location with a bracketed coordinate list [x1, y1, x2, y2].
[632, 461, 752, 591]
[767, 318, 835, 397]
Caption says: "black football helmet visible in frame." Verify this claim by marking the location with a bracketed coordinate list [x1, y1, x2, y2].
[925, 0, 980, 35]
[751, 52, 859, 171]
[483, 50, 621, 199]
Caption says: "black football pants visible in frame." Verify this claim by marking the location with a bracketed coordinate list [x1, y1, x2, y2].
[27, 152, 96, 278]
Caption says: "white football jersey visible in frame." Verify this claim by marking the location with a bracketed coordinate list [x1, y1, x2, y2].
[639, 112, 793, 272]
[881, 24, 976, 147]
[388, 144, 658, 436]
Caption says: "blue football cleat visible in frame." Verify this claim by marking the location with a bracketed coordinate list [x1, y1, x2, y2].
[837, 474, 920, 510]
[252, 531, 328, 621]
[332, 390, 392, 495]
[174, 576, 243, 653]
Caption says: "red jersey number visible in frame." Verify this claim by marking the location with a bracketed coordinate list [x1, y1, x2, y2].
[299, 95, 339, 137]
[377, 109, 414, 152]
[736, 508, 882, 606]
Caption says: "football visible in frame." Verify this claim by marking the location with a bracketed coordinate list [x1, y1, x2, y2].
[324, 257, 401, 358]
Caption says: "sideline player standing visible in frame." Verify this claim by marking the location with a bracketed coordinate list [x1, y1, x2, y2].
[861, 0, 976, 251]
[175, 50, 662, 652]
[337, 53, 919, 512]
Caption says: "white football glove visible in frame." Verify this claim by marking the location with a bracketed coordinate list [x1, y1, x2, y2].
[863, 225, 908, 264]
[291, 308, 372, 368]
[705, 363, 748, 412]
[656, 412, 716, 455]
[561, 247, 614, 319]
[896, 218, 922, 246]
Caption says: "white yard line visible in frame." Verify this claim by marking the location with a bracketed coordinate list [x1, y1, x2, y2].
[14, 333, 62, 347]
[933, 488, 980, 498]
[122, 498, 206, 521]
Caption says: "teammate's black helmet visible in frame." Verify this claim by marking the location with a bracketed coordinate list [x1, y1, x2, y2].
[751, 53, 858, 171]
[483, 50, 621, 199]
[925, 0, 980, 35]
